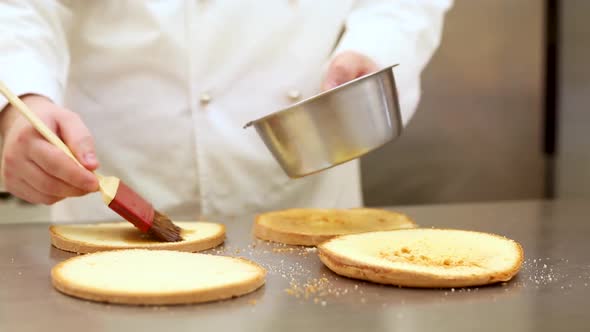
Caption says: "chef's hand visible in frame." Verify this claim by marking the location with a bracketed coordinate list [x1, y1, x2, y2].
[0, 95, 99, 204]
[321, 51, 379, 91]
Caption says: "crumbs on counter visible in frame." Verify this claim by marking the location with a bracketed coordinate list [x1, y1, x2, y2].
[272, 246, 317, 256]
[523, 257, 562, 286]
[283, 276, 363, 306]
[272, 247, 296, 253]
[284, 277, 331, 299]
[518, 256, 590, 290]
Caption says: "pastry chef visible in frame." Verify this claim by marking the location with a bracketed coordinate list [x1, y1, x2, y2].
[0, 0, 452, 222]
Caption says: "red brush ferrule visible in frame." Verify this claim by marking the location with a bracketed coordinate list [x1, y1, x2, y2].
[108, 181, 154, 233]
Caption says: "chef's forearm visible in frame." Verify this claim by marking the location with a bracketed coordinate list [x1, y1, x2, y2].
[0, 0, 72, 113]
[0, 103, 19, 138]
[333, 0, 453, 67]
[0, 94, 48, 138]
[332, 0, 453, 125]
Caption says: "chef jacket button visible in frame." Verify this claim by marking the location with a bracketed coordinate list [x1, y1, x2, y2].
[287, 89, 301, 101]
[200, 92, 212, 105]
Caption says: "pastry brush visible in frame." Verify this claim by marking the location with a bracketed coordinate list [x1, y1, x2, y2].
[0, 81, 182, 242]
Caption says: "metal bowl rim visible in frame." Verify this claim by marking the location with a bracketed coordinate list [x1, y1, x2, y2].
[243, 63, 399, 128]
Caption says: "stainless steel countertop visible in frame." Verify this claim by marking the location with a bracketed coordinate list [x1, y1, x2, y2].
[1, 199, 589, 332]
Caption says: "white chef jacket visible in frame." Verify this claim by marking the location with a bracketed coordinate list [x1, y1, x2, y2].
[0, 0, 452, 222]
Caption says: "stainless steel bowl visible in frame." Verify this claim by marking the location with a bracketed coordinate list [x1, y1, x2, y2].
[244, 64, 402, 178]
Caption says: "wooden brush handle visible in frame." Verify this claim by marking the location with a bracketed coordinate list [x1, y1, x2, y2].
[0, 81, 112, 197]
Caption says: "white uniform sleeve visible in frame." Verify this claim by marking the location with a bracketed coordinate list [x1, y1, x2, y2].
[0, 0, 72, 111]
[332, 0, 453, 124]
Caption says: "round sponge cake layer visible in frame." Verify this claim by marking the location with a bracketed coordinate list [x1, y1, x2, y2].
[318, 228, 524, 288]
[254, 208, 416, 246]
[51, 249, 266, 305]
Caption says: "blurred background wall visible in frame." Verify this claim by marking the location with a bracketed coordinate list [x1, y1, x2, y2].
[362, 0, 549, 207]
[555, 0, 590, 199]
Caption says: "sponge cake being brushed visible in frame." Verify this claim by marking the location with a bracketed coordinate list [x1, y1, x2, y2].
[50, 221, 225, 254]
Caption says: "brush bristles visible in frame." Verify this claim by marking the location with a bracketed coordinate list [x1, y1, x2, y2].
[149, 210, 183, 242]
